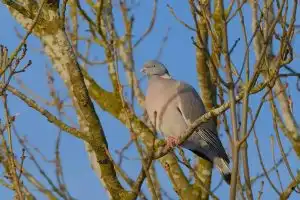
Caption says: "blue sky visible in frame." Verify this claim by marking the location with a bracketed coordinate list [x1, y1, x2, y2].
[0, 1, 300, 199]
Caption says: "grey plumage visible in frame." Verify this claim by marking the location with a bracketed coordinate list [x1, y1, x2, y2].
[142, 60, 231, 184]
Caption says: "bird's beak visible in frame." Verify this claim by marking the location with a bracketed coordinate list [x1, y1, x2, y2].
[140, 68, 145, 73]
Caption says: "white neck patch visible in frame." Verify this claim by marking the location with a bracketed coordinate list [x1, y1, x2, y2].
[160, 74, 172, 79]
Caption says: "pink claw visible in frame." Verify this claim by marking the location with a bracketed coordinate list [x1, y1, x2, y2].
[165, 136, 180, 149]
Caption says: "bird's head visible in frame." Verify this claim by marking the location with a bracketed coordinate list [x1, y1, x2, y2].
[140, 60, 171, 79]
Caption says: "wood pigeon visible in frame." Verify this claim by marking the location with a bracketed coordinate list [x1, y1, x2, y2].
[141, 60, 231, 184]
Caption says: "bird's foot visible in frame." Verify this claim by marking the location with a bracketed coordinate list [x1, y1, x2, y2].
[165, 136, 180, 149]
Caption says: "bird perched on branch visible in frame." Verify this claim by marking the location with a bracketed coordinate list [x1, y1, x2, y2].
[141, 60, 231, 184]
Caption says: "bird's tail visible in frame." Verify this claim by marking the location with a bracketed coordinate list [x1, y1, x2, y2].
[214, 157, 231, 185]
